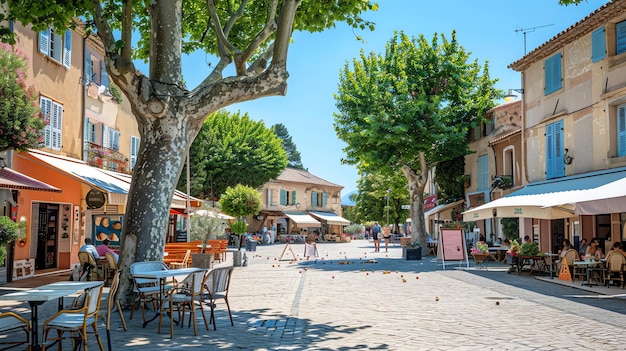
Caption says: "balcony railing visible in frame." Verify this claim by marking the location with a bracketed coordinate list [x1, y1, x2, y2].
[84, 142, 130, 174]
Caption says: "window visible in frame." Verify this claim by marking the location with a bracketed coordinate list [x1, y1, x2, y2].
[617, 20, 626, 55]
[311, 191, 327, 207]
[477, 155, 488, 191]
[83, 118, 96, 143]
[618, 103, 626, 157]
[39, 28, 72, 68]
[592, 27, 606, 62]
[108, 128, 120, 151]
[544, 53, 562, 95]
[130, 136, 140, 170]
[546, 120, 565, 179]
[280, 190, 296, 206]
[503, 147, 514, 185]
[40, 96, 63, 150]
[84, 50, 109, 86]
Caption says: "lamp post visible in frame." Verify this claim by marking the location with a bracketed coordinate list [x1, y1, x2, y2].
[385, 188, 391, 226]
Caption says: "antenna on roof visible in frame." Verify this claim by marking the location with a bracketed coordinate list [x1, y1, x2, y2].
[515, 24, 554, 55]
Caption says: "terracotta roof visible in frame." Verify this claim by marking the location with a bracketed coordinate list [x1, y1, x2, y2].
[509, 0, 626, 71]
[275, 168, 343, 188]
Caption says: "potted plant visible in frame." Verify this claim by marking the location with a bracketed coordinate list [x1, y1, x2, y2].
[471, 241, 490, 265]
[402, 240, 422, 260]
[190, 205, 228, 268]
[0, 216, 18, 264]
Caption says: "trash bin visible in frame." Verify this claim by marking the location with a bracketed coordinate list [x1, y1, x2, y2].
[246, 240, 257, 251]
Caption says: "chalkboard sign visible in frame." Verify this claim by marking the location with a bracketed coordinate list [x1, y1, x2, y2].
[436, 228, 469, 270]
[175, 230, 188, 242]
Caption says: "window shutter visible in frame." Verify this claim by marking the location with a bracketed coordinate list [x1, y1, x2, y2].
[618, 105, 626, 157]
[477, 155, 488, 191]
[546, 123, 554, 179]
[130, 136, 140, 170]
[544, 54, 562, 95]
[312, 191, 318, 207]
[102, 125, 109, 148]
[109, 130, 120, 151]
[63, 30, 72, 68]
[280, 190, 286, 205]
[291, 191, 296, 205]
[101, 60, 109, 87]
[617, 21, 626, 55]
[592, 27, 606, 62]
[84, 50, 92, 84]
[40, 97, 51, 147]
[38, 29, 50, 55]
[322, 193, 327, 207]
[51, 102, 63, 150]
[554, 120, 565, 178]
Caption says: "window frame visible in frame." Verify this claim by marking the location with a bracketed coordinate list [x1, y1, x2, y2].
[40, 96, 63, 150]
[38, 28, 72, 69]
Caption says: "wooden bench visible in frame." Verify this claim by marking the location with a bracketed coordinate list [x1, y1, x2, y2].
[164, 240, 202, 266]
[205, 240, 228, 262]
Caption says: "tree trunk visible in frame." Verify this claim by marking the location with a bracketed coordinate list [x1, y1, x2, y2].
[401, 152, 429, 254]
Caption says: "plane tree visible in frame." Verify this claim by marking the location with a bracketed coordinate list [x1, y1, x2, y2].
[334, 31, 499, 250]
[1, 0, 375, 303]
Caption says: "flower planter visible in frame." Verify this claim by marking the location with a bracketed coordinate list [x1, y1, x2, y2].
[403, 248, 422, 260]
[191, 253, 213, 268]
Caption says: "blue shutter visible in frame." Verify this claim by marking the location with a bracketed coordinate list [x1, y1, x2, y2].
[617, 21, 626, 55]
[554, 120, 565, 177]
[312, 191, 318, 207]
[130, 136, 140, 170]
[101, 60, 109, 87]
[546, 123, 554, 179]
[63, 30, 72, 68]
[84, 50, 92, 84]
[322, 193, 327, 207]
[592, 27, 606, 62]
[291, 191, 296, 205]
[280, 189, 286, 205]
[38, 29, 50, 55]
[477, 155, 488, 191]
[618, 105, 626, 157]
[544, 54, 562, 95]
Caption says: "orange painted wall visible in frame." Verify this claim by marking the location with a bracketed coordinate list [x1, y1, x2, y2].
[10, 152, 84, 269]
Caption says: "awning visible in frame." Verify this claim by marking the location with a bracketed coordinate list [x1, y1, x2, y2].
[463, 167, 626, 220]
[0, 167, 61, 192]
[283, 211, 321, 227]
[405, 199, 465, 223]
[22, 150, 201, 208]
[24, 150, 129, 205]
[308, 211, 350, 225]
[566, 176, 626, 215]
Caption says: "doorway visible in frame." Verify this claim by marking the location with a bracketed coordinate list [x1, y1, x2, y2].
[35, 203, 58, 270]
[551, 219, 565, 254]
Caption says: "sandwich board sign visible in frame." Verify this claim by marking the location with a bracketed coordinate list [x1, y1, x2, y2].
[436, 228, 469, 270]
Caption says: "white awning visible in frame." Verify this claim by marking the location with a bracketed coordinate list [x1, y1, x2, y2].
[463, 168, 626, 220]
[284, 211, 321, 227]
[308, 211, 350, 225]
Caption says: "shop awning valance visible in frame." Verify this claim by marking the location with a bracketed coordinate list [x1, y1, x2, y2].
[284, 211, 321, 227]
[0, 167, 61, 192]
[308, 211, 350, 225]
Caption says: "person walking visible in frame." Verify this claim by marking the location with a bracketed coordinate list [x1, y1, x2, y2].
[371, 221, 381, 252]
[382, 225, 392, 252]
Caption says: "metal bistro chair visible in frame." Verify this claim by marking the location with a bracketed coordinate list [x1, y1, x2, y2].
[0, 312, 30, 351]
[100, 270, 127, 350]
[104, 252, 118, 285]
[604, 252, 626, 288]
[78, 252, 99, 281]
[129, 261, 169, 323]
[204, 266, 234, 330]
[159, 270, 209, 338]
[42, 282, 105, 351]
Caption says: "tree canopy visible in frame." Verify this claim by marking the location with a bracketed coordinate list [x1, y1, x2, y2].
[272, 123, 304, 170]
[0, 43, 44, 152]
[1, 0, 375, 304]
[334, 31, 499, 249]
[177, 110, 287, 199]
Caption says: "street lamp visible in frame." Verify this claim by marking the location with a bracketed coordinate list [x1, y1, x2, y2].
[385, 188, 391, 226]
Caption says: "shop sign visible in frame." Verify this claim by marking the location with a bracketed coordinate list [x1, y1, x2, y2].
[86, 189, 106, 209]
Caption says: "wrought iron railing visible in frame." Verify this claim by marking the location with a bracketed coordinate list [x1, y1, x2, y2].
[84, 142, 130, 174]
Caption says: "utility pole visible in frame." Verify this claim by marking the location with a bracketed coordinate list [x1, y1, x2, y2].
[515, 24, 554, 55]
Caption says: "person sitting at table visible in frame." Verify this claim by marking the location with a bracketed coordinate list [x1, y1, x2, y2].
[558, 239, 574, 258]
[494, 238, 502, 246]
[584, 237, 603, 260]
[578, 238, 589, 258]
[501, 239, 511, 250]
[97, 239, 119, 263]
[79, 238, 100, 259]
[606, 241, 624, 258]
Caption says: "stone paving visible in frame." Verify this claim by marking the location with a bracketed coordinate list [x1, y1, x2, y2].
[1, 239, 626, 350]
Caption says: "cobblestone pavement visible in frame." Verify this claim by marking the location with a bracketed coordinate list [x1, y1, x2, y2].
[2, 239, 626, 350]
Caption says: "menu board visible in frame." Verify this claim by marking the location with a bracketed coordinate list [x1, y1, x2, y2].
[440, 228, 466, 260]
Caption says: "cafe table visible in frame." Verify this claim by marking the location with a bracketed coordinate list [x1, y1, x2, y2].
[131, 267, 207, 330]
[573, 260, 603, 286]
[0, 281, 103, 351]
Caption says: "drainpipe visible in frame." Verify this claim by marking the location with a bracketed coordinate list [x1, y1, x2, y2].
[81, 35, 87, 161]
[521, 72, 527, 185]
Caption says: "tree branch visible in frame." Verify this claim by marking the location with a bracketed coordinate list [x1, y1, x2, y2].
[247, 42, 274, 74]
[271, 0, 300, 70]
[237, 0, 279, 72]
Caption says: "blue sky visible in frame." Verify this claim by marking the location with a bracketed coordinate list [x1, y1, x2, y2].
[170, 0, 607, 195]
